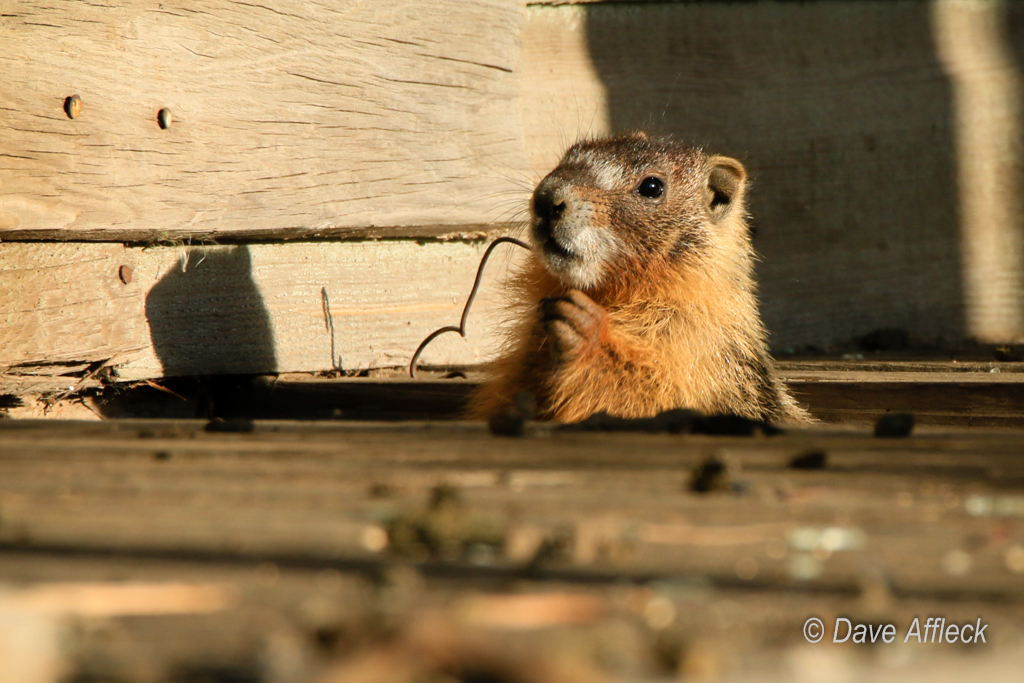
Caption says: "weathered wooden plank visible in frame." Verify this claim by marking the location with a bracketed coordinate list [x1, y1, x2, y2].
[520, 2, 1024, 347]
[78, 369, 1024, 426]
[789, 382, 1024, 427]
[0, 241, 520, 381]
[777, 360, 1024, 426]
[2, 548, 1021, 683]
[11, 354, 1024, 423]
[0, 422, 1021, 680]
[9, 0, 1024, 381]
[1, 421, 1024, 599]
[778, 359, 1024, 376]
[0, 1, 530, 241]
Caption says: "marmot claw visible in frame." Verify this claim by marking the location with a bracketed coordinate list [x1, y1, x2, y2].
[540, 289, 607, 359]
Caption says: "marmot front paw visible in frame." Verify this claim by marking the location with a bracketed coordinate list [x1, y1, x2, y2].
[540, 290, 607, 360]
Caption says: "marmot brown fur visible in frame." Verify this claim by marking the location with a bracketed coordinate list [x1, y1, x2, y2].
[469, 133, 811, 425]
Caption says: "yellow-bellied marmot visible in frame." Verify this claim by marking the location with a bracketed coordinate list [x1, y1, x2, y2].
[469, 133, 810, 425]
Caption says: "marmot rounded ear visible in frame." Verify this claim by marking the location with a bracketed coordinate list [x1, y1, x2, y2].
[706, 156, 747, 219]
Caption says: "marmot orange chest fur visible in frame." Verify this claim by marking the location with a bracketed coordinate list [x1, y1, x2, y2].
[470, 133, 810, 424]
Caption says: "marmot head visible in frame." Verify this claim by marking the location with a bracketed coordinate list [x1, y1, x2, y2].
[529, 133, 749, 290]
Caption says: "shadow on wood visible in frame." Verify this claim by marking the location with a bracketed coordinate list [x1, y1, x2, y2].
[145, 246, 277, 378]
[576, 3, 968, 350]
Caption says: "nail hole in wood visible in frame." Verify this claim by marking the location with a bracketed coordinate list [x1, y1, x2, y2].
[158, 108, 173, 130]
[64, 95, 82, 119]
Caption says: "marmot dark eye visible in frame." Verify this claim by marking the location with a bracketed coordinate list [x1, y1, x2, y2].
[637, 176, 664, 199]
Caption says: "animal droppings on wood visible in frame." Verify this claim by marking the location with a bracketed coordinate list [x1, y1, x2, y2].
[875, 413, 915, 438]
[524, 530, 574, 572]
[157, 108, 173, 130]
[118, 265, 133, 284]
[385, 484, 505, 562]
[689, 456, 729, 494]
[790, 450, 827, 470]
[369, 483, 393, 499]
[429, 483, 462, 511]
[63, 94, 82, 119]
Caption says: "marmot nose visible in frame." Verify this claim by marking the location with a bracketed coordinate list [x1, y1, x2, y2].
[532, 177, 569, 233]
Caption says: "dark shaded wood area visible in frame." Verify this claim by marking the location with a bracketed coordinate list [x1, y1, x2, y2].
[1, 419, 1024, 681]
[782, 360, 1024, 427]
[50, 359, 1024, 428]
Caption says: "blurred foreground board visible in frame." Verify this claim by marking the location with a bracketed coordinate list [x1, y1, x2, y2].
[0, 420, 1023, 681]
[0, 419, 1023, 595]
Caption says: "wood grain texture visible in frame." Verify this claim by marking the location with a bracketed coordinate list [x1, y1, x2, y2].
[520, 2, 1024, 348]
[3, 420, 1024, 681]
[0, 240, 523, 381]
[10, 0, 1024, 378]
[91, 364, 1024, 426]
[0, 1, 531, 241]
[1, 420, 1024, 598]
